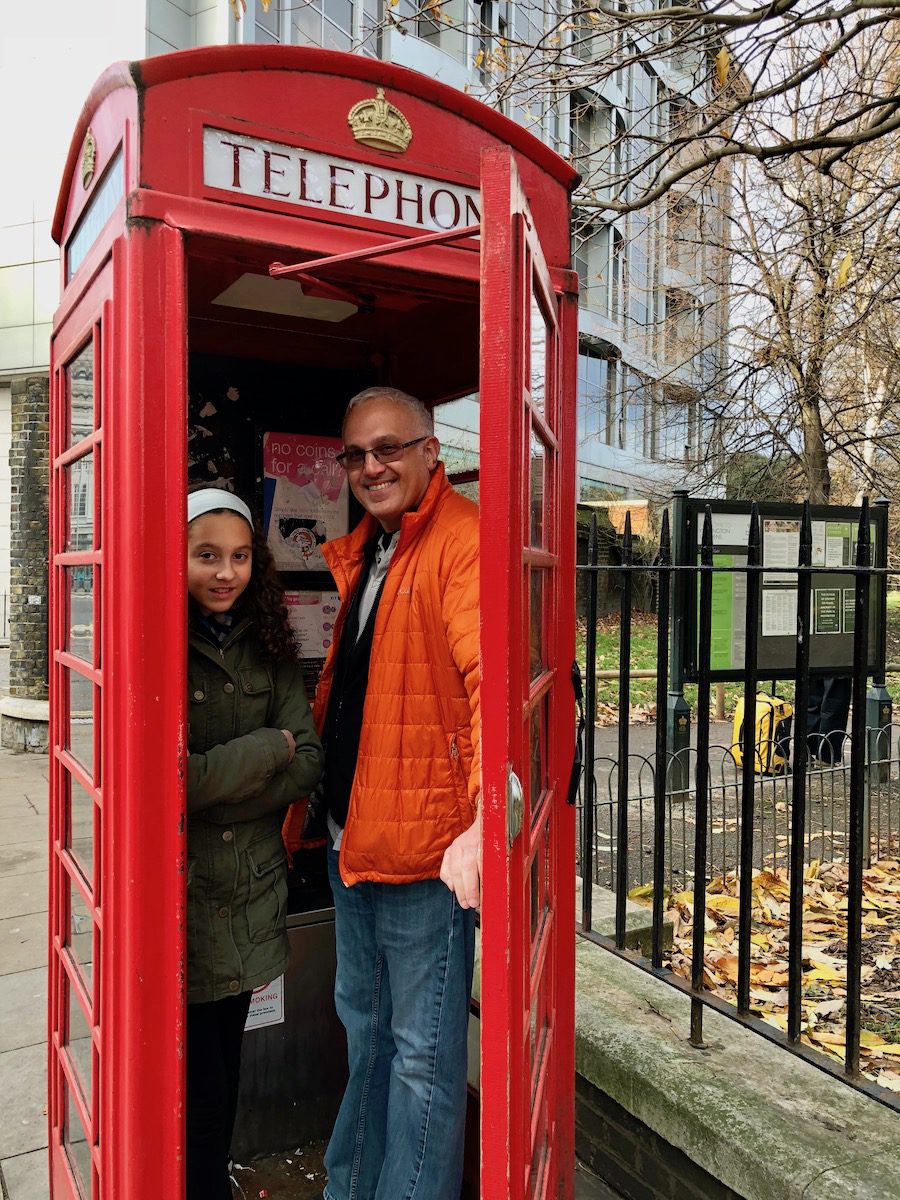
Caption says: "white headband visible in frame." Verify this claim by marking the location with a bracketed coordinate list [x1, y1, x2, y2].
[187, 488, 254, 527]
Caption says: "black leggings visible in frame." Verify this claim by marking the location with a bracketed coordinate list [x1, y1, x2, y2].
[186, 991, 253, 1200]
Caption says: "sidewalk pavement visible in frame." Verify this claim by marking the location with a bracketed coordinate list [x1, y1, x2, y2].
[0, 745, 50, 1200]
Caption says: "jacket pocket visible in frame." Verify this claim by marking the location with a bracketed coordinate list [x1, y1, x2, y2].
[238, 666, 275, 731]
[448, 730, 469, 807]
[245, 836, 288, 944]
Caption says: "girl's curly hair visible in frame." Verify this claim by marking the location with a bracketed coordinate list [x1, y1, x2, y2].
[242, 528, 299, 664]
[187, 485, 299, 664]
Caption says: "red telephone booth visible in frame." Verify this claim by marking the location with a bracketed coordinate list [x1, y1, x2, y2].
[49, 46, 578, 1200]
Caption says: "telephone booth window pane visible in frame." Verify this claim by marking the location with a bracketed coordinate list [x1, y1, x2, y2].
[529, 570, 544, 680]
[67, 342, 94, 446]
[530, 821, 551, 951]
[66, 454, 94, 551]
[68, 879, 94, 987]
[67, 984, 93, 1101]
[530, 854, 540, 940]
[530, 701, 546, 813]
[66, 670, 94, 776]
[68, 773, 94, 882]
[64, 1085, 92, 1198]
[530, 294, 547, 416]
[529, 992, 549, 1103]
[530, 430, 545, 547]
[67, 567, 94, 663]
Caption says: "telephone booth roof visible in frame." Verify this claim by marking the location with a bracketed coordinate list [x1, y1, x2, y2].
[52, 45, 579, 275]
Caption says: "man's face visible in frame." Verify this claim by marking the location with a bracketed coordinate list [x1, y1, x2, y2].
[342, 398, 440, 531]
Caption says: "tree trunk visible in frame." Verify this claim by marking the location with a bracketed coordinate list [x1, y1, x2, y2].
[800, 396, 831, 503]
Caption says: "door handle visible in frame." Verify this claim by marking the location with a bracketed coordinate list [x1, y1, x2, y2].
[507, 767, 524, 847]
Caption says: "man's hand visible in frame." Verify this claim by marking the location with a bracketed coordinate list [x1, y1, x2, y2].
[281, 729, 296, 761]
[440, 814, 482, 910]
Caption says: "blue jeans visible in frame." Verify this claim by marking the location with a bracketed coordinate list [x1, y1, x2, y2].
[325, 848, 476, 1200]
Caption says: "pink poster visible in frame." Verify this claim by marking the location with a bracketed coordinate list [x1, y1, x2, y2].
[263, 432, 348, 571]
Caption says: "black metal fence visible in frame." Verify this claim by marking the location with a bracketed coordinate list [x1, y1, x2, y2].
[576, 497, 899, 1110]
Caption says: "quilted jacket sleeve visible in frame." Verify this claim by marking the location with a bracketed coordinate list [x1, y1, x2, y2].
[441, 525, 481, 807]
[201, 658, 324, 823]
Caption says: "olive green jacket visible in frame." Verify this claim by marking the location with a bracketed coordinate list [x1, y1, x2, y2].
[186, 616, 323, 1004]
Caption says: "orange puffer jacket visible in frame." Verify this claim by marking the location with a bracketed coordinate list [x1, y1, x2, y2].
[284, 464, 480, 886]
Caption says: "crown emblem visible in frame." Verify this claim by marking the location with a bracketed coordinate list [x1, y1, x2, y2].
[81, 129, 97, 189]
[348, 89, 412, 155]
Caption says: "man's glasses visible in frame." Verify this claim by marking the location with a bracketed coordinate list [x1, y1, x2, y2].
[336, 436, 428, 470]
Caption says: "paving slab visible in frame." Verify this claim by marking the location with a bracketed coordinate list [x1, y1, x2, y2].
[0, 1148, 49, 1200]
[0, 843, 48, 878]
[0, 789, 47, 815]
[0, 968, 48, 1053]
[0, 911, 47, 974]
[0, 871, 47, 920]
[0, 816, 48, 847]
[0, 1042, 48, 1159]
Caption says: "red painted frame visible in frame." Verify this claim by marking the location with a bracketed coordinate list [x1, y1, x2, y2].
[49, 47, 578, 1200]
[479, 147, 578, 1200]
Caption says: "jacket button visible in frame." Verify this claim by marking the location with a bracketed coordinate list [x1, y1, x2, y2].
[193, 690, 205, 701]
[222, 830, 234, 842]
[218, 906, 229, 919]
[223, 682, 234, 694]
[228, 980, 240, 993]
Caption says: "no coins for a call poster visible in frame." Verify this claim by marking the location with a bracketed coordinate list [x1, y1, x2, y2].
[263, 432, 349, 571]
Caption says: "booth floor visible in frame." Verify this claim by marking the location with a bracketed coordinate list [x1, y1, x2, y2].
[235, 1147, 619, 1199]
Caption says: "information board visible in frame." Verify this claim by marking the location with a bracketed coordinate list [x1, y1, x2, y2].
[680, 500, 886, 682]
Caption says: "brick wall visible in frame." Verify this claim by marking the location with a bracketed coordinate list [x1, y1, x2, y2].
[576, 1076, 746, 1200]
[8, 374, 49, 699]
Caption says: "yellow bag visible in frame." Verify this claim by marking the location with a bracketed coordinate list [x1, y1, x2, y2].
[732, 693, 794, 775]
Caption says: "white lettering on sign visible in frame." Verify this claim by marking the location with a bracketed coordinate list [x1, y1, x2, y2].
[203, 127, 481, 234]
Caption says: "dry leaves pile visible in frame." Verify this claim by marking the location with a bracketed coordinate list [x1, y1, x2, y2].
[653, 850, 900, 1093]
[596, 702, 657, 727]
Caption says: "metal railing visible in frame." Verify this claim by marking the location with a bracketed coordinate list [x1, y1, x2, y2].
[579, 730, 900, 892]
[576, 498, 899, 1111]
[0, 591, 8, 643]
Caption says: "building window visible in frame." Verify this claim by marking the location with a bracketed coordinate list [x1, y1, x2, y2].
[570, 96, 625, 193]
[622, 367, 650, 456]
[247, 0, 375, 53]
[667, 194, 701, 272]
[573, 216, 625, 320]
[292, 0, 354, 50]
[664, 287, 700, 362]
[668, 95, 699, 138]
[656, 387, 698, 463]
[253, 0, 283, 42]
[578, 346, 619, 443]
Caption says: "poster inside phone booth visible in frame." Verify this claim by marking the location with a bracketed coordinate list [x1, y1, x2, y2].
[263, 432, 348, 571]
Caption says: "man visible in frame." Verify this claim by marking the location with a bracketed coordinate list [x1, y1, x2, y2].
[284, 386, 481, 1200]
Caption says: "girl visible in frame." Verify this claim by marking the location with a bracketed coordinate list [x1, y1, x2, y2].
[185, 487, 323, 1200]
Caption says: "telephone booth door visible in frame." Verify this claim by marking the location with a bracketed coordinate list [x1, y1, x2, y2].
[479, 148, 577, 1200]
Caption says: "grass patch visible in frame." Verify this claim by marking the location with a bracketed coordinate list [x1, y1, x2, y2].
[577, 592, 900, 719]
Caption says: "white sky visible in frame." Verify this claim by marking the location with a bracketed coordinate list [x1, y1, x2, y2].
[0, 2, 145, 225]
